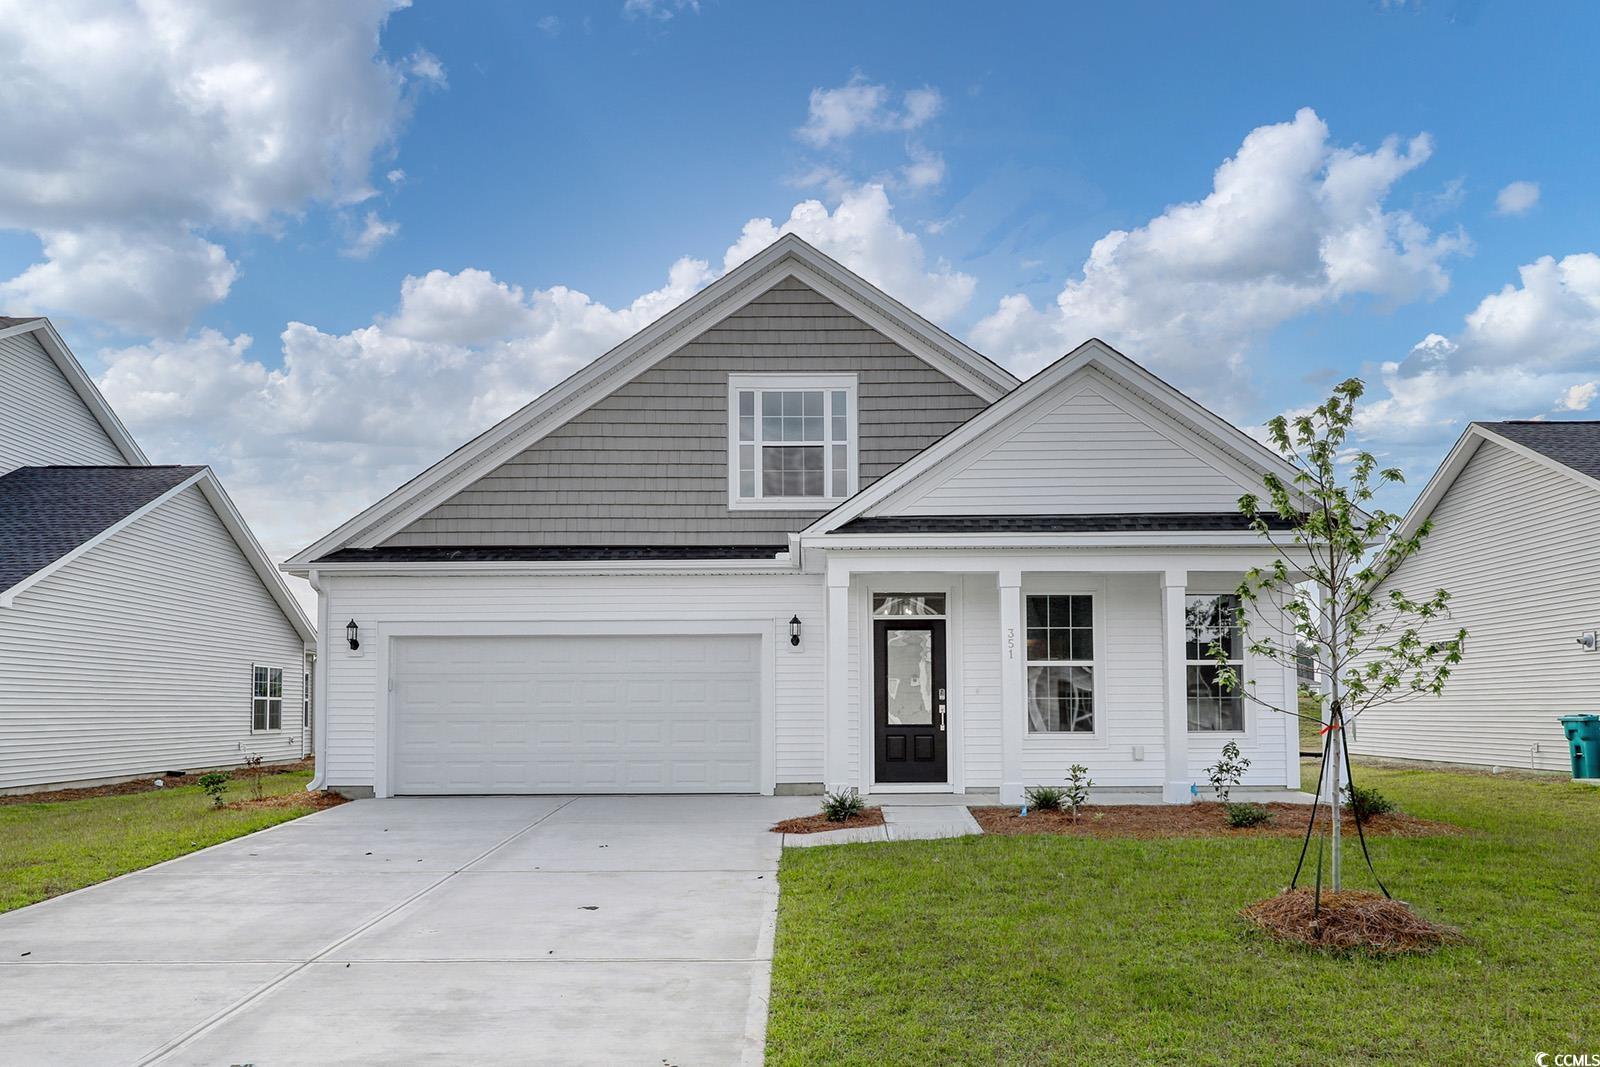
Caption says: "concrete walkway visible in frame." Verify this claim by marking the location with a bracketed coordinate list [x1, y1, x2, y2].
[0, 794, 815, 1066]
[783, 803, 983, 847]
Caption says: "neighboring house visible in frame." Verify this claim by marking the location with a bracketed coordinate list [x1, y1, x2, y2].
[1348, 420, 1600, 773]
[0, 316, 316, 793]
[285, 235, 1306, 803]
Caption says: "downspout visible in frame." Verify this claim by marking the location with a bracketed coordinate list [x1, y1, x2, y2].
[305, 568, 330, 793]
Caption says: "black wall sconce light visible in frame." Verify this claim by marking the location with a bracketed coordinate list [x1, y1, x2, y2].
[789, 615, 802, 647]
[345, 619, 360, 651]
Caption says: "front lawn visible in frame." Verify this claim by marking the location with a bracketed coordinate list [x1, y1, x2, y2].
[0, 767, 332, 913]
[768, 763, 1597, 1064]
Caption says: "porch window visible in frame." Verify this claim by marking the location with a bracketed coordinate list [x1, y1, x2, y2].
[1186, 593, 1245, 731]
[1025, 594, 1094, 732]
[728, 374, 856, 507]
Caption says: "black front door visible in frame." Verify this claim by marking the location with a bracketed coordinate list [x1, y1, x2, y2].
[874, 619, 947, 784]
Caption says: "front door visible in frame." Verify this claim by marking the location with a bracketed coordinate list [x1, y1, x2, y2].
[874, 619, 948, 784]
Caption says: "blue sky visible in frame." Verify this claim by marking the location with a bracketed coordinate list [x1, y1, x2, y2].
[2, 0, 1598, 559]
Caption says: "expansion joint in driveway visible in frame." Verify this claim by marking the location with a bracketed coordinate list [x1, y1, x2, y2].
[133, 796, 580, 1066]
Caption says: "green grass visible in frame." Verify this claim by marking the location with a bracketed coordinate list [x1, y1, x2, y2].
[0, 768, 327, 913]
[1298, 693, 1323, 751]
[768, 763, 1599, 1065]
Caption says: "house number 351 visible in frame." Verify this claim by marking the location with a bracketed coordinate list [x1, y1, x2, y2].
[1005, 627, 1016, 660]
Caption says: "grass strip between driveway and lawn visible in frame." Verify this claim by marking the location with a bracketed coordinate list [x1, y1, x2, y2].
[0, 766, 335, 914]
[767, 762, 1599, 1065]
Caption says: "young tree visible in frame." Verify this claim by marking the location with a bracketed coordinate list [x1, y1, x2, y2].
[1213, 378, 1466, 892]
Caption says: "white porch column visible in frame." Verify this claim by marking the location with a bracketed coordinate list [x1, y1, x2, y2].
[824, 565, 851, 793]
[998, 565, 1025, 804]
[1162, 568, 1192, 803]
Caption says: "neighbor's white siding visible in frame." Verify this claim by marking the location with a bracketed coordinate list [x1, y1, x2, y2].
[0, 330, 126, 475]
[0, 486, 307, 790]
[886, 373, 1256, 515]
[318, 571, 825, 789]
[1348, 439, 1600, 772]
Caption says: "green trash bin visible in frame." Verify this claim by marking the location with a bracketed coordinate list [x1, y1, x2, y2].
[1559, 714, 1600, 779]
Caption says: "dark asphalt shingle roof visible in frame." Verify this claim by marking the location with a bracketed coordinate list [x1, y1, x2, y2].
[1476, 421, 1600, 483]
[837, 512, 1293, 534]
[0, 465, 204, 593]
[315, 544, 789, 564]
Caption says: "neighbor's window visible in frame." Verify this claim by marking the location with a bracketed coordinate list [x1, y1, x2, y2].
[1025, 594, 1095, 732]
[252, 665, 283, 732]
[1187, 594, 1245, 731]
[730, 375, 855, 505]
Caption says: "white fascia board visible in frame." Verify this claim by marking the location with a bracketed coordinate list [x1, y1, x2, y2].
[285, 234, 1016, 565]
[799, 531, 1289, 550]
[0, 318, 148, 465]
[804, 338, 1308, 536]
[190, 472, 317, 645]
[0, 469, 205, 608]
[280, 554, 800, 579]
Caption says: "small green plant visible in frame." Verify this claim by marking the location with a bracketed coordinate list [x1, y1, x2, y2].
[1225, 802, 1272, 828]
[1064, 764, 1093, 821]
[1344, 783, 1396, 820]
[198, 772, 230, 809]
[241, 753, 266, 800]
[1205, 740, 1251, 804]
[1024, 785, 1065, 811]
[820, 788, 865, 822]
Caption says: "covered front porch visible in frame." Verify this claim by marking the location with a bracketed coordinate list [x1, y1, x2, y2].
[817, 550, 1302, 804]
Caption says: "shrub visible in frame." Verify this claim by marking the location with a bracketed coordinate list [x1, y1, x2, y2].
[1024, 785, 1065, 811]
[820, 788, 864, 822]
[198, 772, 230, 808]
[1226, 802, 1272, 828]
[1344, 783, 1396, 821]
[241, 753, 266, 800]
[1064, 764, 1093, 821]
[1205, 740, 1251, 804]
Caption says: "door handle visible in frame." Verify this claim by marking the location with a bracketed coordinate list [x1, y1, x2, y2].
[938, 704, 946, 731]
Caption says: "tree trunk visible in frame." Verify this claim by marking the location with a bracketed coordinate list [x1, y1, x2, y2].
[1328, 705, 1342, 892]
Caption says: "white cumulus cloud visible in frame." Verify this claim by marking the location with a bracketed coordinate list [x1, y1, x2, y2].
[1494, 180, 1540, 216]
[0, 0, 435, 334]
[971, 108, 1468, 392]
[797, 75, 943, 148]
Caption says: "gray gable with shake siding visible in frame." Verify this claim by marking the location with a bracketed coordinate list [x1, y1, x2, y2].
[382, 277, 994, 547]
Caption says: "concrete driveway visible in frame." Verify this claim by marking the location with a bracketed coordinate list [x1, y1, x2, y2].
[0, 794, 816, 1066]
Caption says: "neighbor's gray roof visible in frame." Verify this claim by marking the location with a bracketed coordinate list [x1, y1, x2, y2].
[0, 465, 204, 593]
[836, 512, 1293, 534]
[314, 545, 789, 564]
[1477, 421, 1600, 483]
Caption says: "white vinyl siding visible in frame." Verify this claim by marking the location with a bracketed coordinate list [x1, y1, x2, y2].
[0, 486, 306, 791]
[0, 331, 127, 475]
[318, 572, 824, 790]
[884, 371, 1258, 515]
[1348, 439, 1600, 773]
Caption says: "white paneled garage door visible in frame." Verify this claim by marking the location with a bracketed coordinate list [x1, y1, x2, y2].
[391, 634, 762, 794]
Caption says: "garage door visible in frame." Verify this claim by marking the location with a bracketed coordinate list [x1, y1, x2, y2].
[391, 634, 762, 794]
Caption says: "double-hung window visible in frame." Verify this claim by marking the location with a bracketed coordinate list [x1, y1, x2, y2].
[1186, 594, 1245, 731]
[728, 374, 856, 507]
[252, 665, 283, 732]
[1025, 594, 1095, 732]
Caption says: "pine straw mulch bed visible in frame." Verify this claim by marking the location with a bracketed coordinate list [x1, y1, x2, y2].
[772, 808, 886, 834]
[969, 802, 1461, 839]
[1242, 888, 1463, 954]
[223, 789, 348, 812]
[0, 757, 317, 806]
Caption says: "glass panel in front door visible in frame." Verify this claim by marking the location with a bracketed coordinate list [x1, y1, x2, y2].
[884, 628, 934, 725]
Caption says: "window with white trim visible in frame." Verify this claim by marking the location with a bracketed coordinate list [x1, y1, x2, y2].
[728, 375, 856, 506]
[1187, 593, 1245, 731]
[1025, 594, 1095, 732]
[252, 665, 283, 732]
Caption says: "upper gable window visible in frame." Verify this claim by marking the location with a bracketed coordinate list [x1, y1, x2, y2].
[727, 374, 857, 509]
